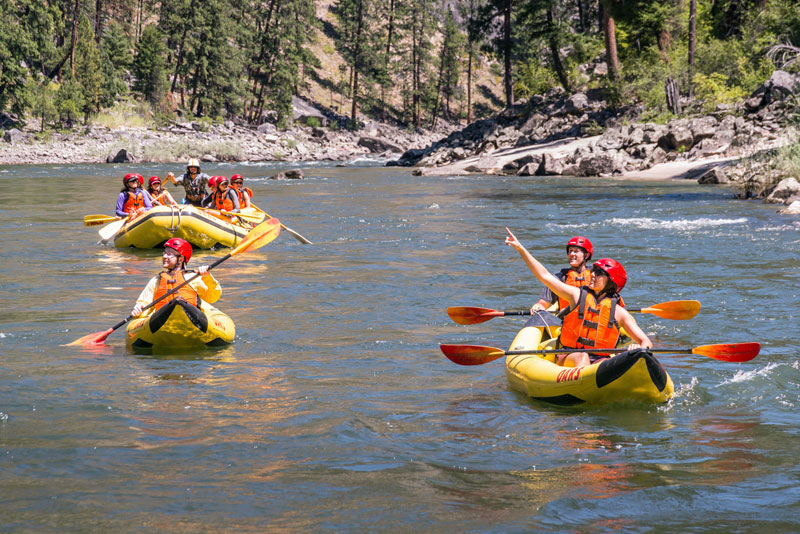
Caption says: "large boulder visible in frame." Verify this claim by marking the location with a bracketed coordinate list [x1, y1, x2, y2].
[697, 166, 730, 184]
[357, 135, 404, 154]
[268, 168, 304, 180]
[565, 93, 589, 114]
[659, 125, 693, 152]
[106, 148, 134, 163]
[765, 177, 800, 204]
[3, 128, 24, 144]
[779, 200, 800, 214]
[690, 116, 719, 142]
[292, 96, 327, 126]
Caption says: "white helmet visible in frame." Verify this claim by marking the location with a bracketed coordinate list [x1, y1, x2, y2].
[187, 158, 200, 169]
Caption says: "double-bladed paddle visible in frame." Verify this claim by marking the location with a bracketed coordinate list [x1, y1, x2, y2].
[446, 300, 701, 325]
[439, 342, 761, 366]
[65, 218, 281, 347]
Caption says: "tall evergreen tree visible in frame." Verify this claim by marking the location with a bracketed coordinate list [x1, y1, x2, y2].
[74, 15, 104, 119]
[133, 24, 168, 104]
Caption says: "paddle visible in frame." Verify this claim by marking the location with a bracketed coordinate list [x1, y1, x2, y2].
[440, 342, 761, 366]
[251, 202, 312, 244]
[65, 218, 281, 347]
[84, 214, 121, 227]
[446, 300, 701, 325]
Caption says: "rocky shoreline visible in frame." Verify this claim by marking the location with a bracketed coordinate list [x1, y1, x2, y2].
[391, 70, 800, 214]
[2, 74, 799, 213]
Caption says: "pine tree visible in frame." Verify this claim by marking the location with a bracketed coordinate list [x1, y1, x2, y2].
[100, 20, 133, 106]
[133, 25, 168, 104]
[74, 15, 104, 120]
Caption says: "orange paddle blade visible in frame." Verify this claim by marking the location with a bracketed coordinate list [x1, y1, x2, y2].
[691, 342, 760, 362]
[63, 328, 114, 347]
[446, 306, 505, 325]
[231, 218, 281, 255]
[440, 344, 506, 365]
[638, 300, 701, 320]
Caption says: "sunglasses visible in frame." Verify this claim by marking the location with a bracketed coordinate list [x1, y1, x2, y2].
[232, 180, 243, 184]
[591, 266, 608, 277]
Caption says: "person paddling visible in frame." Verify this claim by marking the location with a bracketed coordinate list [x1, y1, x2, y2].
[505, 228, 652, 368]
[115, 173, 153, 219]
[230, 174, 252, 209]
[131, 238, 221, 318]
[147, 176, 178, 207]
[532, 236, 593, 314]
[166, 158, 210, 206]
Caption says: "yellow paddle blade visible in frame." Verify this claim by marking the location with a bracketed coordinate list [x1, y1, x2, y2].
[84, 214, 119, 226]
[231, 218, 281, 255]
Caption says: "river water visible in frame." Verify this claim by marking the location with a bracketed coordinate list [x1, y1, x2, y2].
[1, 161, 799, 533]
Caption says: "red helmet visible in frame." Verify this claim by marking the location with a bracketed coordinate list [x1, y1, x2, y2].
[164, 238, 192, 264]
[230, 174, 243, 182]
[148, 175, 161, 186]
[592, 258, 626, 292]
[217, 176, 229, 186]
[207, 176, 219, 187]
[123, 173, 144, 186]
[566, 236, 593, 260]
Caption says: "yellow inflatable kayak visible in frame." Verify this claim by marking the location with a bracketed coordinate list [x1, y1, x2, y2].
[504, 315, 674, 406]
[126, 298, 235, 350]
[107, 205, 266, 249]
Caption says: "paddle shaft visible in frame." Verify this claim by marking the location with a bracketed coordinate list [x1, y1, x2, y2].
[505, 347, 691, 357]
[251, 203, 312, 244]
[107, 252, 232, 334]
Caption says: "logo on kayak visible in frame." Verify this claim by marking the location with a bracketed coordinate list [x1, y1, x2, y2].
[557, 367, 582, 383]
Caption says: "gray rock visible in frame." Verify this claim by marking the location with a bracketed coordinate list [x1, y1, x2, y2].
[464, 155, 499, 173]
[697, 166, 730, 184]
[765, 177, 800, 203]
[577, 153, 618, 176]
[268, 168, 305, 180]
[767, 70, 800, 102]
[690, 116, 719, 142]
[3, 128, 24, 144]
[517, 157, 544, 176]
[661, 126, 693, 151]
[597, 127, 626, 150]
[565, 93, 589, 114]
[106, 148, 134, 163]
[257, 122, 277, 134]
[357, 135, 404, 154]
[540, 153, 566, 175]
[292, 96, 327, 126]
[779, 200, 800, 214]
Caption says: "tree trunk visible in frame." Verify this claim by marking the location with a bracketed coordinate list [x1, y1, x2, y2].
[381, 0, 395, 122]
[601, 3, 620, 81]
[688, 0, 696, 96]
[502, 0, 513, 107]
[70, 0, 80, 76]
[412, 8, 421, 128]
[547, 5, 570, 91]
[350, 0, 365, 129]
[95, 0, 103, 42]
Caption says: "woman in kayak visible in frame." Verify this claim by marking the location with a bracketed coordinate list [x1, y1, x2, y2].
[115, 173, 153, 219]
[505, 227, 652, 368]
[130, 238, 220, 318]
[209, 176, 241, 213]
[146, 176, 179, 207]
[531, 236, 593, 314]
[230, 174, 252, 209]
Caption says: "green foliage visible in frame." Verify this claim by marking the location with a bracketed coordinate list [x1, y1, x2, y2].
[514, 61, 558, 99]
[55, 75, 85, 127]
[74, 16, 105, 119]
[692, 72, 746, 111]
[27, 77, 58, 131]
[304, 116, 322, 128]
[100, 20, 133, 107]
[133, 25, 168, 105]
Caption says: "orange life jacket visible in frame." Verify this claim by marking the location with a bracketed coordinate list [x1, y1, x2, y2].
[560, 287, 620, 356]
[148, 190, 166, 206]
[123, 189, 145, 213]
[153, 270, 199, 311]
[556, 266, 592, 310]
[233, 186, 253, 205]
[214, 190, 235, 211]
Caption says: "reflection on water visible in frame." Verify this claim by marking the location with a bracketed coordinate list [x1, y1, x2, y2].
[1, 164, 799, 532]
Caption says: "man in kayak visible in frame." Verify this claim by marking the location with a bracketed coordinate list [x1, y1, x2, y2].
[166, 158, 211, 206]
[505, 228, 652, 368]
[116, 173, 153, 219]
[532, 236, 593, 314]
[130, 238, 221, 317]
